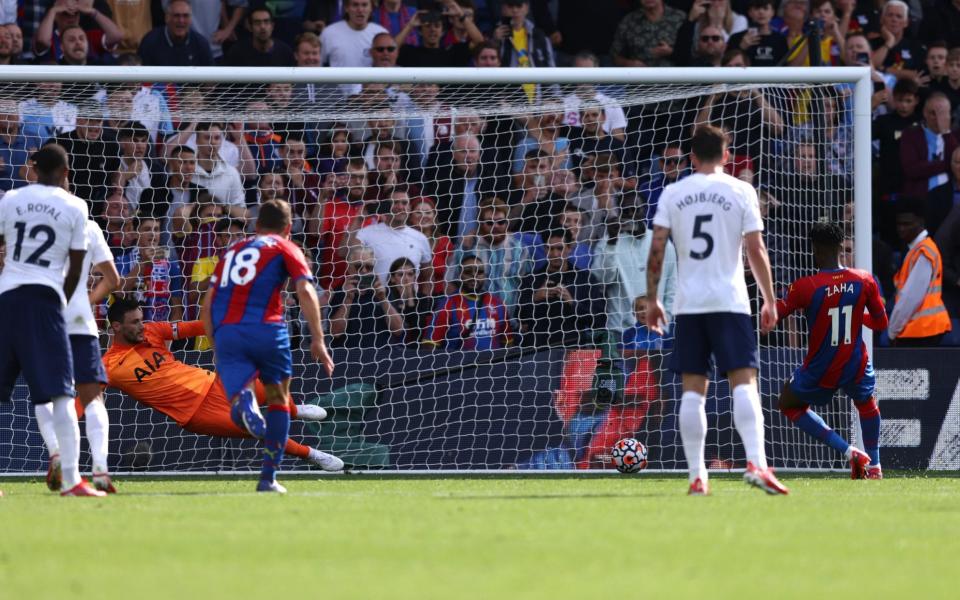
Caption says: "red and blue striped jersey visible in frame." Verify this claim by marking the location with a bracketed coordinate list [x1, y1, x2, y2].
[426, 292, 513, 351]
[209, 234, 312, 329]
[777, 268, 887, 388]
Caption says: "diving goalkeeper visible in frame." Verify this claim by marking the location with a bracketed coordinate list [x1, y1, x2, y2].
[102, 297, 343, 471]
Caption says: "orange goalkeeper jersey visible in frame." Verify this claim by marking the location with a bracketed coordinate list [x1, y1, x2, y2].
[102, 321, 215, 426]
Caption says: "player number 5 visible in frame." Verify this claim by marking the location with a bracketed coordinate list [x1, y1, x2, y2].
[689, 214, 714, 260]
[219, 247, 261, 287]
[827, 305, 853, 346]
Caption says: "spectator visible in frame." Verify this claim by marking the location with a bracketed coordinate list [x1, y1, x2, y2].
[35, 0, 123, 62]
[556, 202, 593, 271]
[639, 143, 689, 224]
[374, 0, 417, 45]
[397, 11, 472, 67]
[357, 187, 433, 289]
[900, 92, 959, 198]
[19, 81, 77, 148]
[675, 22, 728, 66]
[176, 0, 247, 62]
[622, 295, 670, 354]
[387, 256, 435, 344]
[0, 26, 10, 66]
[695, 86, 783, 163]
[873, 78, 922, 197]
[889, 199, 953, 346]
[442, 0, 485, 49]
[53, 104, 118, 209]
[398, 83, 447, 175]
[448, 195, 535, 315]
[570, 152, 622, 245]
[111, 120, 152, 212]
[592, 191, 677, 335]
[841, 31, 897, 115]
[225, 6, 295, 67]
[99, 187, 136, 256]
[320, 0, 388, 68]
[923, 40, 949, 88]
[493, 0, 556, 102]
[927, 146, 960, 236]
[518, 228, 605, 347]
[148, 144, 199, 241]
[191, 121, 248, 220]
[106, 0, 155, 55]
[512, 111, 569, 176]
[187, 216, 246, 325]
[4, 23, 23, 62]
[242, 100, 283, 175]
[562, 52, 628, 140]
[370, 31, 400, 68]
[408, 196, 454, 297]
[280, 135, 320, 233]
[920, 0, 960, 48]
[177, 195, 224, 287]
[318, 157, 369, 291]
[292, 32, 340, 107]
[472, 39, 500, 67]
[610, 0, 686, 67]
[117, 215, 185, 323]
[108, 54, 176, 144]
[425, 133, 487, 239]
[327, 246, 405, 349]
[932, 48, 960, 128]
[138, 0, 214, 66]
[366, 139, 410, 202]
[509, 147, 557, 234]
[728, 0, 787, 67]
[871, 0, 924, 72]
[0, 99, 35, 193]
[426, 254, 513, 351]
[317, 122, 352, 176]
[163, 94, 256, 180]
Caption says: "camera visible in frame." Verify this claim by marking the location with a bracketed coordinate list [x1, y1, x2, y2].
[803, 18, 825, 36]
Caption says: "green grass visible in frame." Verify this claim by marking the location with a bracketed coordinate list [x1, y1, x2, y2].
[1, 475, 958, 600]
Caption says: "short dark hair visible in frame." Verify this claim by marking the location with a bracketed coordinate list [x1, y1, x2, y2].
[30, 144, 69, 178]
[118, 120, 150, 141]
[135, 216, 159, 230]
[895, 197, 925, 219]
[809, 222, 844, 249]
[388, 256, 416, 276]
[169, 145, 196, 158]
[215, 218, 246, 234]
[690, 125, 727, 163]
[257, 199, 292, 232]
[248, 6, 273, 21]
[107, 297, 142, 325]
[892, 78, 919, 98]
[545, 228, 573, 245]
[195, 121, 224, 133]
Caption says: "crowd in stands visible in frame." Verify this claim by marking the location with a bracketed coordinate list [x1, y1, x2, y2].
[0, 0, 958, 351]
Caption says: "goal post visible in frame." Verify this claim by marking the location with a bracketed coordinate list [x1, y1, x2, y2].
[0, 65, 873, 475]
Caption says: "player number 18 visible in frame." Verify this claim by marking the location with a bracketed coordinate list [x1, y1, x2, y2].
[827, 305, 853, 346]
[219, 247, 261, 287]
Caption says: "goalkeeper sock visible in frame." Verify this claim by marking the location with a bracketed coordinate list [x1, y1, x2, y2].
[260, 404, 291, 484]
[855, 398, 881, 465]
[34, 403, 60, 457]
[51, 396, 81, 490]
[679, 391, 707, 483]
[84, 398, 110, 472]
[782, 405, 850, 455]
[732, 384, 768, 470]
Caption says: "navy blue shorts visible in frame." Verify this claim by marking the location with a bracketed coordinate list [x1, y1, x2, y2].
[670, 312, 759, 376]
[0, 285, 74, 404]
[789, 365, 876, 406]
[213, 323, 292, 400]
[70, 334, 107, 385]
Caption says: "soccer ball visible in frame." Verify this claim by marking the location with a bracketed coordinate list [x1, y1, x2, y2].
[611, 438, 648, 474]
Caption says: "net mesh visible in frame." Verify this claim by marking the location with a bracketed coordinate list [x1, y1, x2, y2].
[0, 76, 857, 473]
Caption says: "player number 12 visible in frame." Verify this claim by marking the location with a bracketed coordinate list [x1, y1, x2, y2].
[827, 305, 853, 346]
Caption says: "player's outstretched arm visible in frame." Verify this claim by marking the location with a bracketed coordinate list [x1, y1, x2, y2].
[644, 225, 670, 335]
[63, 249, 86, 302]
[863, 277, 890, 331]
[296, 279, 334, 376]
[744, 231, 778, 334]
[89, 259, 121, 305]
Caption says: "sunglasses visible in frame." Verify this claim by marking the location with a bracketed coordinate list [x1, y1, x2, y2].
[700, 35, 724, 42]
[373, 46, 397, 52]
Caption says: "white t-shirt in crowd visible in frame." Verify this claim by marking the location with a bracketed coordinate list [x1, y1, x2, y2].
[652, 170, 763, 316]
[356, 223, 432, 285]
[0, 184, 89, 305]
[64, 220, 112, 337]
[563, 91, 628, 134]
[320, 21, 388, 68]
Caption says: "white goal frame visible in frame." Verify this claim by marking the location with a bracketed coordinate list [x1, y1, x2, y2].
[0, 65, 874, 475]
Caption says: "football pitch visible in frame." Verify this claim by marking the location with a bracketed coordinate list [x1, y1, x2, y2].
[1, 474, 957, 600]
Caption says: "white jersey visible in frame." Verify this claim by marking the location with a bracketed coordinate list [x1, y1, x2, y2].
[0, 184, 89, 305]
[652, 171, 763, 315]
[63, 220, 112, 337]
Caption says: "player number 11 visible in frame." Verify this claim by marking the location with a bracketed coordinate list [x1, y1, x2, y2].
[827, 305, 853, 346]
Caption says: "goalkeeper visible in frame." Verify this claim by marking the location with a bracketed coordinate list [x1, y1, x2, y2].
[102, 298, 343, 471]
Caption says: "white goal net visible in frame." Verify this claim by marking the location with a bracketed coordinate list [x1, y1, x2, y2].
[0, 66, 872, 474]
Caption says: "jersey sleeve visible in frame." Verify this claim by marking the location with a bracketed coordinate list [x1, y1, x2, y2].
[651, 186, 672, 229]
[863, 274, 889, 331]
[741, 185, 764, 234]
[776, 277, 810, 322]
[425, 299, 452, 345]
[69, 205, 89, 251]
[144, 321, 175, 343]
[171, 320, 206, 340]
[281, 241, 313, 283]
[89, 222, 113, 266]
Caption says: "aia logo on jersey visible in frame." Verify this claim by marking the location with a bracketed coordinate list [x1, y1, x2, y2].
[133, 351, 166, 383]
